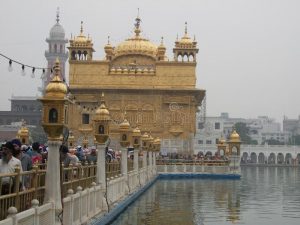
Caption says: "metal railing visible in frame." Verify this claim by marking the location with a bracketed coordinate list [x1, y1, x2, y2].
[61, 162, 97, 197]
[0, 165, 46, 220]
[127, 160, 134, 172]
[106, 161, 121, 178]
[156, 159, 230, 166]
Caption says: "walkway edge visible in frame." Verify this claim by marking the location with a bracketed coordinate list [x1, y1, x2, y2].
[88, 175, 159, 225]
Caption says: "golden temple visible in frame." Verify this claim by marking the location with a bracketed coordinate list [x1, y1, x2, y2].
[66, 16, 205, 153]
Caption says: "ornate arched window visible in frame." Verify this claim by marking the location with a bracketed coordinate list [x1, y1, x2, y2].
[49, 108, 58, 123]
[122, 134, 127, 141]
[99, 125, 105, 134]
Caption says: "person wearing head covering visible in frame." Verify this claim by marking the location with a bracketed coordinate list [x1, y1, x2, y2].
[68, 148, 79, 165]
[86, 146, 97, 163]
[31, 142, 42, 164]
[11, 139, 32, 172]
[0, 141, 23, 194]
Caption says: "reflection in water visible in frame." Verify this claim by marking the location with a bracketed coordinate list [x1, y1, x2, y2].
[109, 167, 300, 225]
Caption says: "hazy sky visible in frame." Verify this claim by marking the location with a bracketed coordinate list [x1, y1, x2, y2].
[0, 0, 299, 124]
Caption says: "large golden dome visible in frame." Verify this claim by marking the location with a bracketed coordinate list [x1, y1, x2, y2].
[114, 16, 157, 59]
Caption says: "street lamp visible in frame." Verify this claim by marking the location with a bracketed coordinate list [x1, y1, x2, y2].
[38, 58, 69, 219]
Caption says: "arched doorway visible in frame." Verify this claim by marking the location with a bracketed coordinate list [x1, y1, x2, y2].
[285, 153, 293, 165]
[250, 152, 257, 163]
[277, 153, 284, 164]
[258, 152, 265, 164]
[241, 152, 248, 164]
[268, 153, 276, 164]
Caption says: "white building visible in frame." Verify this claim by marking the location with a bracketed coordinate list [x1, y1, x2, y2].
[194, 113, 291, 154]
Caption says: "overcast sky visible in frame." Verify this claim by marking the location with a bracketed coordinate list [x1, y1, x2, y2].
[0, 0, 299, 125]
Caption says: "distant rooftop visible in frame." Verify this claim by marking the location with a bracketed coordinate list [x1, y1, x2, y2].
[9, 95, 39, 101]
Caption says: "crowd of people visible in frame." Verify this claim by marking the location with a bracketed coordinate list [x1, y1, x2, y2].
[0, 139, 103, 195]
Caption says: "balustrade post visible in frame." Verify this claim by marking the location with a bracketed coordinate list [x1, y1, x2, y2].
[96, 143, 106, 189]
[32, 165, 39, 199]
[134, 148, 139, 172]
[121, 147, 129, 194]
[14, 166, 21, 211]
[44, 140, 62, 225]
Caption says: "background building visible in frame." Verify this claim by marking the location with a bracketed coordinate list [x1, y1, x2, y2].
[194, 113, 291, 153]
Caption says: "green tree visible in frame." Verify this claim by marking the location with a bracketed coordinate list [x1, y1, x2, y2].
[264, 139, 284, 145]
[234, 122, 253, 144]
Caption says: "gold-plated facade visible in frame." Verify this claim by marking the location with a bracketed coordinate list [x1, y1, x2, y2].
[67, 16, 205, 153]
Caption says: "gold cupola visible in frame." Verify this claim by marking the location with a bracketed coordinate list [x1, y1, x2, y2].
[93, 93, 111, 144]
[113, 16, 158, 59]
[227, 128, 242, 156]
[16, 119, 29, 145]
[45, 58, 67, 99]
[68, 21, 94, 61]
[230, 129, 241, 143]
[173, 22, 198, 62]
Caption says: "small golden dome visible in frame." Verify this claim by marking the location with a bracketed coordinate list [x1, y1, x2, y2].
[141, 132, 149, 141]
[95, 94, 110, 120]
[45, 58, 67, 98]
[119, 118, 130, 131]
[132, 126, 141, 137]
[230, 129, 241, 142]
[95, 103, 110, 118]
[153, 137, 161, 145]
[73, 21, 89, 43]
[148, 134, 154, 143]
[18, 127, 29, 136]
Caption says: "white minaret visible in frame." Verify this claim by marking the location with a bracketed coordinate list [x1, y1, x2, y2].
[40, 8, 68, 94]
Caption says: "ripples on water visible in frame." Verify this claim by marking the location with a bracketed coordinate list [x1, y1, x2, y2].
[109, 167, 300, 225]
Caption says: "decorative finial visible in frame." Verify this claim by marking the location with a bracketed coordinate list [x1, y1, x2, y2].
[160, 36, 164, 45]
[100, 92, 105, 104]
[176, 34, 179, 41]
[107, 35, 110, 44]
[56, 7, 60, 23]
[80, 21, 83, 34]
[134, 9, 141, 37]
[185, 22, 188, 35]
[194, 35, 196, 41]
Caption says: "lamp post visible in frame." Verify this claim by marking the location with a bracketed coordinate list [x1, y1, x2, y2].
[93, 94, 111, 187]
[141, 132, 149, 169]
[153, 137, 161, 173]
[38, 58, 69, 225]
[148, 134, 154, 176]
[132, 126, 141, 172]
[119, 117, 131, 190]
